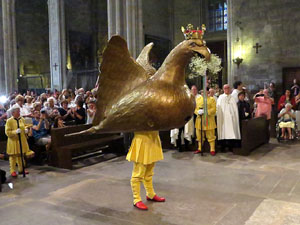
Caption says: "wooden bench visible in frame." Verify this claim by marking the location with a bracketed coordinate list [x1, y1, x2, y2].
[0, 126, 7, 154]
[233, 117, 269, 156]
[49, 124, 125, 169]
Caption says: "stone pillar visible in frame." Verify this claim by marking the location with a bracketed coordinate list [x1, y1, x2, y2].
[107, 0, 143, 58]
[48, 0, 67, 91]
[137, 0, 144, 53]
[107, 0, 116, 39]
[0, 1, 5, 95]
[227, 0, 234, 86]
[2, 0, 18, 95]
[115, 0, 122, 35]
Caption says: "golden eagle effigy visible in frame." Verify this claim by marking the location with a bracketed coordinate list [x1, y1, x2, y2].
[85, 24, 211, 134]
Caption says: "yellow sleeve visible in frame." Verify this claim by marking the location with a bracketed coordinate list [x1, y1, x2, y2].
[207, 98, 216, 116]
[5, 119, 17, 138]
[194, 96, 203, 115]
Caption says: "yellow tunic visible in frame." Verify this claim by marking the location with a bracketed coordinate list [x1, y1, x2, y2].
[126, 131, 163, 165]
[194, 96, 216, 130]
[5, 117, 31, 156]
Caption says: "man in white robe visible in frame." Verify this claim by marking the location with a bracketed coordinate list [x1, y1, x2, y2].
[231, 81, 243, 103]
[217, 84, 241, 150]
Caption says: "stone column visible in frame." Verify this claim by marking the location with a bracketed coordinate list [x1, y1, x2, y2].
[115, 0, 122, 35]
[0, 1, 5, 95]
[107, 0, 116, 39]
[48, 0, 67, 91]
[227, 0, 234, 86]
[2, 0, 18, 95]
[107, 0, 143, 58]
[137, 0, 144, 53]
[126, 0, 144, 58]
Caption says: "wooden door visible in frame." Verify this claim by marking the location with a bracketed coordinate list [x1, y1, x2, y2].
[282, 67, 300, 94]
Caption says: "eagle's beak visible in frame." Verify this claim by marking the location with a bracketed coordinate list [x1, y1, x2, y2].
[193, 45, 211, 61]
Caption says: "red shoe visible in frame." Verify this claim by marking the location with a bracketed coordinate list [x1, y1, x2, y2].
[147, 195, 166, 202]
[134, 201, 148, 210]
[210, 151, 216, 156]
[194, 150, 201, 154]
[11, 172, 17, 177]
[18, 170, 29, 175]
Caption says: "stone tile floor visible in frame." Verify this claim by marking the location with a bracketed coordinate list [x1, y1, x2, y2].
[1, 139, 300, 225]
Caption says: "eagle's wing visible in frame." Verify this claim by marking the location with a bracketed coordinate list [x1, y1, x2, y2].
[93, 35, 151, 125]
[136, 42, 157, 76]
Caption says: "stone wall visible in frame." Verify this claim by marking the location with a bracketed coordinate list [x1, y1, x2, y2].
[173, 0, 202, 46]
[142, 0, 171, 41]
[15, 0, 50, 89]
[229, 0, 300, 93]
[64, 0, 107, 90]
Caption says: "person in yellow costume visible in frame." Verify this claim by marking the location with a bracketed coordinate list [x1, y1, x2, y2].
[194, 90, 217, 156]
[126, 131, 165, 210]
[5, 106, 34, 177]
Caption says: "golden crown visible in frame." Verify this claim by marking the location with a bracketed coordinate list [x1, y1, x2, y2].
[181, 24, 206, 40]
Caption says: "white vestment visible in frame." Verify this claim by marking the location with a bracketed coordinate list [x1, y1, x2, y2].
[217, 94, 241, 140]
[170, 117, 194, 146]
[231, 89, 241, 103]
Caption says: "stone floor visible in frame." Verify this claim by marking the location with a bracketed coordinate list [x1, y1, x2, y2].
[1, 139, 300, 225]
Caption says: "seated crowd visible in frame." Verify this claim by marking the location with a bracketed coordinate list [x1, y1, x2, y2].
[0, 88, 97, 156]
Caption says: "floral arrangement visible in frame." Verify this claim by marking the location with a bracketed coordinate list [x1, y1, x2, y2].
[188, 54, 222, 79]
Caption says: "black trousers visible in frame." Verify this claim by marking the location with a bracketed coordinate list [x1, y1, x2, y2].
[176, 127, 189, 151]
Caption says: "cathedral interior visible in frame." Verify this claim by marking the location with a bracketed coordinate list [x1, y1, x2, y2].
[1, 1, 300, 225]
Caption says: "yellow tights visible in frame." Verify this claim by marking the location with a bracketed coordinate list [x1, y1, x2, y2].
[196, 129, 216, 152]
[130, 162, 156, 205]
[9, 156, 25, 174]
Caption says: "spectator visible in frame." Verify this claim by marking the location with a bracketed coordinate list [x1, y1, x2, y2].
[58, 89, 70, 103]
[295, 92, 300, 126]
[86, 100, 96, 124]
[24, 95, 34, 111]
[278, 103, 296, 140]
[75, 88, 85, 103]
[70, 100, 86, 125]
[267, 82, 276, 100]
[45, 97, 59, 120]
[53, 116, 65, 128]
[0, 103, 7, 126]
[278, 90, 296, 111]
[255, 89, 274, 140]
[91, 88, 98, 99]
[58, 99, 73, 122]
[7, 95, 32, 119]
[291, 79, 300, 97]
[214, 84, 222, 97]
[32, 102, 42, 113]
[32, 110, 51, 150]
[209, 88, 218, 102]
[30, 90, 36, 98]
[39, 93, 47, 106]
[237, 92, 251, 122]
[231, 81, 243, 103]
[255, 89, 274, 120]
